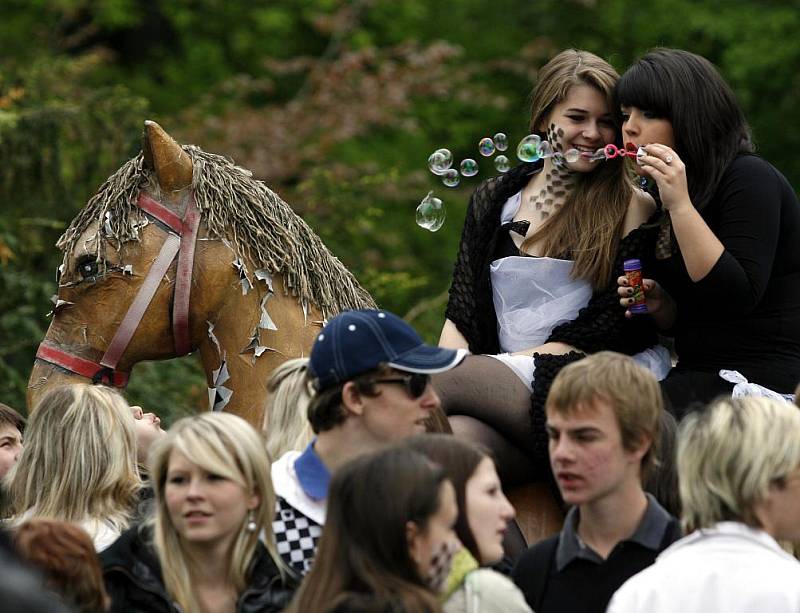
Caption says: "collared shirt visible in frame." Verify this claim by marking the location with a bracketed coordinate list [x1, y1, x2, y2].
[608, 521, 800, 613]
[555, 493, 672, 572]
[293, 439, 331, 501]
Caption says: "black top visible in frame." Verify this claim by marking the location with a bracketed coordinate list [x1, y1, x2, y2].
[653, 154, 800, 393]
[512, 496, 681, 613]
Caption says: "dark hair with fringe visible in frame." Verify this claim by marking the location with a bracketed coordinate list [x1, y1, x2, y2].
[616, 48, 753, 211]
[286, 446, 447, 613]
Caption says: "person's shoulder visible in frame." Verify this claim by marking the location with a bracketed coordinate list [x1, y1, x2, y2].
[512, 534, 559, 576]
[722, 154, 782, 185]
[468, 162, 539, 215]
[622, 188, 657, 236]
[100, 523, 152, 570]
[463, 569, 532, 612]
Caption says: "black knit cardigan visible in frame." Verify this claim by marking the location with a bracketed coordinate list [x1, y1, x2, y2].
[444, 161, 661, 460]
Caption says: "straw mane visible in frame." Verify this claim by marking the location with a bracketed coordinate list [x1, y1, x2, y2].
[57, 145, 375, 318]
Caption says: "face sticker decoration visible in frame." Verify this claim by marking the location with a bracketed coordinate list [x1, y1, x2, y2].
[425, 540, 459, 593]
[526, 123, 576, 223]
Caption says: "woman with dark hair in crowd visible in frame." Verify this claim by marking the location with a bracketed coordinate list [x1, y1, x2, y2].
[102, 412, 292, 613]
[408, 435, 532, 613]
[287, 446, 461, 613]
[15, 519, 110, 612]
[616, 48, 800, 416]
[6, 385, 141, 551]
[436, 48, 669, 489]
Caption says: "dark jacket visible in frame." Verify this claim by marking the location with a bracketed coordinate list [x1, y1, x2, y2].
[101, 525, 295, 613]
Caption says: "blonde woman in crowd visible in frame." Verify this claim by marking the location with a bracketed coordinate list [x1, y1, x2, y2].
[5, 384, 140, 551]
[263, 357, 313, 461]
[608, 396, 800, 612]
[101, 412, 294, 613]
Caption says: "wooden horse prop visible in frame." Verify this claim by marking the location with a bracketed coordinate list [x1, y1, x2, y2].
[28, 119, 561, 546]
[28, 120, 375, 425]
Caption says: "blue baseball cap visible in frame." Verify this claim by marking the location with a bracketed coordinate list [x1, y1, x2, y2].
[309, 309, 466, 391]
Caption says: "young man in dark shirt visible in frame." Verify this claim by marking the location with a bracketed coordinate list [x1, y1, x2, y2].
[512, 351, 680, 613]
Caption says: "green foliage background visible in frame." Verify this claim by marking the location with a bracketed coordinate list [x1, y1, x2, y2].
[2, 0, 799, 422]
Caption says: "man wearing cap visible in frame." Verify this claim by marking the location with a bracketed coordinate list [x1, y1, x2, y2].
[270, 308, 466, 576]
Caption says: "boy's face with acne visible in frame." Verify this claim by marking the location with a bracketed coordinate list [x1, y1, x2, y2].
[546, 398, 647, 507]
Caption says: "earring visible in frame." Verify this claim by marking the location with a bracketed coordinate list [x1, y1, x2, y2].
[246, 511, 257, 533]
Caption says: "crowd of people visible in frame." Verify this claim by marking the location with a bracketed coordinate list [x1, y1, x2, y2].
[2, 45, 800, 612]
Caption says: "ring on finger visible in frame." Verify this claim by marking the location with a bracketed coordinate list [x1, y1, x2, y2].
[665, 154, 674, 164]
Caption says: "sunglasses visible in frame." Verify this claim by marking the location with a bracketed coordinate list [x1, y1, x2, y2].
[372, 373, 431, 398]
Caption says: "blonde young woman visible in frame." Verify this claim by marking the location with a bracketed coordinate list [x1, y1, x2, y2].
[5, 384, 140, 551]
[101, 412, 293, 613]
[436, 49, 669, 488]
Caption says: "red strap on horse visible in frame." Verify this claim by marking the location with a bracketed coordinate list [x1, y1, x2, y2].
[137, 193, 184, 233]
[36, 344, 129, 387]
[100, 232, 181, 370]
[172, 193, 200, 356]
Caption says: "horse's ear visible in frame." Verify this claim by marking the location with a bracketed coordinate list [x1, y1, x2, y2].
[142, 120, 194, 194]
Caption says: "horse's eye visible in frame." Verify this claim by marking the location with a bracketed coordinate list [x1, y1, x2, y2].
[76, 257, 99, 279]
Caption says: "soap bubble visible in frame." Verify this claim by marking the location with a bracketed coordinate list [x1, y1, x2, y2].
[478, 137, 495, 157]
[516, 134, 541, 162]
[589, 148, 608, 161]
[428, 148, 453, 175]
[460, 158, 479, 177]
[537, 140, 553, 158]
[564, 149, 580, 163]
[416, 191, 446, 232]
[442, 169, 460, 187]
[493, 132, 508, 151]
[494, 155, 510, 173]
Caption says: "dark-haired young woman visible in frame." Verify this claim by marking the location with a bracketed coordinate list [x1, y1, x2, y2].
[286, 446, 460, 613]
[408, 435, 532, 613]
[616, 48, 800, 417]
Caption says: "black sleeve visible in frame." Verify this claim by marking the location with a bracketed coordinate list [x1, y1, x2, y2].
[511, 536, 559, 611]
[688, 156, 783, 315]
[103, 570, 136, 613]
[444, 178, 501, 354]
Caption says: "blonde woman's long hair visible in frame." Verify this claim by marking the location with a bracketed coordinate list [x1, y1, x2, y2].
[263, 357, 314, 461]
[148, 412, 282, 612]
[521, 48, 633, 290]
[6, 384, 140, 530]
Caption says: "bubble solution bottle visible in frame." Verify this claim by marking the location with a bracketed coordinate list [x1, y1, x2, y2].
[623, 259, 648, 314]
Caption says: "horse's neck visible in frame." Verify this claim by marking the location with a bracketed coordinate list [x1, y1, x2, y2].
[195, 264, 322, 427]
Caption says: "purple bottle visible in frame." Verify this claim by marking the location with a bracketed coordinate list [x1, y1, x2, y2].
[623, 259, 648, 314]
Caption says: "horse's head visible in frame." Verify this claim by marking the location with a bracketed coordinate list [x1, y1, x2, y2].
[28, 122, 203, 407]
[29, 121, 375, 423]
